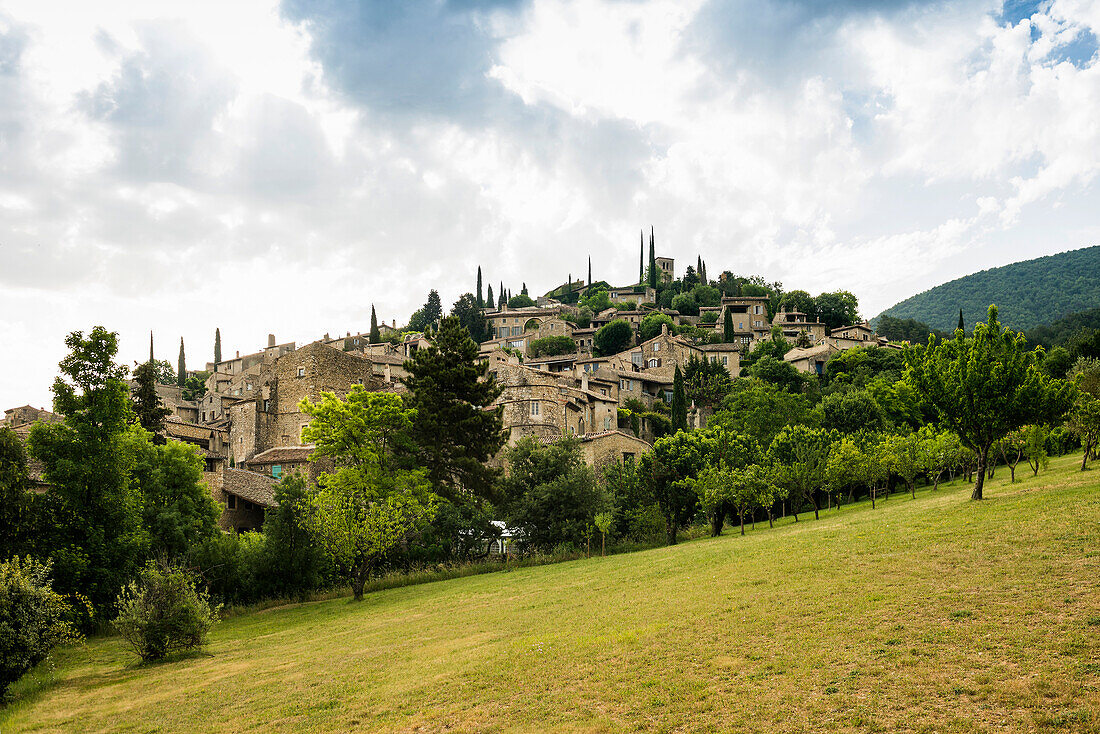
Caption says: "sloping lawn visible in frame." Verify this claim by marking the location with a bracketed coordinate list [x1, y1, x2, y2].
[5, 454, 1099, 733]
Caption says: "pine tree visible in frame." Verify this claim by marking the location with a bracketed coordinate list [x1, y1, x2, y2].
[214, 328, 222, 365]
[958, 309, 965, 332]
[723, 308, 735, 343]
[424, 290, 443, 328]
[671, 365, 687, 432]
[401, 317, 505, 502]
[476, 266, 484, 309]
[487, 284, 495, 310]
[639, 231, 644, 284]
[369, 305, 381, 344]
[177, 338, 186, 387]
[648, 226, 657, 289]
[132, 360, 170, 439]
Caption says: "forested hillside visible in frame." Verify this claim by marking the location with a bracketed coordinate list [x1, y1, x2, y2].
[876, 245, 1100, 331]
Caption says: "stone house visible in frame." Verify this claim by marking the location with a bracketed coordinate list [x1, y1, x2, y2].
[202, 460, 278, 533]
[655, 256, 674, 282]
[714, 296, 772, 344]
[488, 362, 619, 446]
[577, 430, 653, 474]
[773, 307, 827, 345]
[784, 342, 843, 375]
[2, 405, 60, 428]
[247, 445, 318, 482]
[698, 343, 742, 375]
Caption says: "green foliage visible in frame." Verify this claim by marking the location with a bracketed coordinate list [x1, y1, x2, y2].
[131, 361, 171, 436]
[129, 431, 220, 558]
[639, 430, 707, 544]
[768, 424, 835, 520]
[579, 289, 612, 313]
[723, 308, 735, 342]
[113, 562, 219, 661]
[683, 353, 733, 408]
[876, 315, 948, 343]
[258, 473, 327, 600]
[671, 366, 687, 432]
[741, 327, 791, 370]
[1068, 358, 1100, 469]
[670, 292, 699, 316]
[450, 293, 489, 343]
[214, 328, 222, 364]
[880, 432, 923, 497]
[906, 305, 1077, 498]
[508, 294, 536, 308]
[748, 355, 806, 394]
[151, 359, 177, 386]
[692, 285, 721, 308]
[401, 317, 505, 501]
[594, 319, 634, 357]
[1039, 346, 1074, 379]
[711, 378, 816, 448]
[409, 290, 444, 331]
[0, 428, 35, 560]
[639, 312, 675, 341]
[878, 245, 1100, 331]
[529, 335, 576, 358]
[0, 557, 81, 700]
[815, 291, 860, 331]
[187, 532, 269, 606]
[28, 326, 149, 615]
[181, 372, 208, 402]
[603, 460, 662, 542]
[700, 311, 718, 325]
[824, 346, 907, 387]
[503, 438, 607, 553]
[820, 390, 885, 434]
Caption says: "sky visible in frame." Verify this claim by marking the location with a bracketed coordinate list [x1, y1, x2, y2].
[1, 0, 1099, 410]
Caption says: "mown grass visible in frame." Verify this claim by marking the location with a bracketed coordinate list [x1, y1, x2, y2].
[4, 454, 1099, 733]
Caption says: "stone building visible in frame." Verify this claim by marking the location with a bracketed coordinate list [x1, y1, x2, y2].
[202, 460, 278, 533]
[247, 445, 318, 482]
[655, 256, 674, 283]
[714, 296, 772, 345]
[577, 430, 653, 473]
[488, 361, 619, 446]
[773, 307, 827, 345]
[2, 405, 59, 428]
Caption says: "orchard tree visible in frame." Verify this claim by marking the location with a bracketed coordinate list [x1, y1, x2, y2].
[1068, 358, 1100, 470]
[881, 432, 922, 499]
[1021, 425, 1050, 477]
[906, 305, 1075, 499]
[640, 430, 706, 544]
[768, 425, 833, 520]
[916, 427, 962, 491]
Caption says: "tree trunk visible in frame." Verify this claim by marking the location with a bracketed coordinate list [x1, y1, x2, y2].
[812, 494, 819, 520]
[710, 513, 723, 537]
[767, 509, 774, 528]
[972, 445, 989, 500]
[351, 562, 370, 601]
[1082, 436, 1092, 471]
[870, 485, 876, 509]
[739, 512, 745, 536]
[666, 519, 678, 545]
[601, 533, 605, 557]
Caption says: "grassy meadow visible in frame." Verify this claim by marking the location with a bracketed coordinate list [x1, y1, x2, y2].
[4, 453, 1099, 733]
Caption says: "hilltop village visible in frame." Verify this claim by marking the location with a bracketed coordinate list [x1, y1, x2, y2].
[3, 243, 892, 533]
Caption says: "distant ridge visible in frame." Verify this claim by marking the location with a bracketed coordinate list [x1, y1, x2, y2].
[875, 245, 1100, 332]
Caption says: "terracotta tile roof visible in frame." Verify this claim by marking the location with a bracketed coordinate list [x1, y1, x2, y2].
[222, 468, 278, 508]
[250, 445, 315, 464]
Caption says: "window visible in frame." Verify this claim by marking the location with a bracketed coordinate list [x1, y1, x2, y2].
[530, 401, 540, 416]
[511, 326, 522, 336]
[620, 379, 632, 391]
[663, 389, 674, 403]
[653, 343, 659, 352]
[604, 415, 612, 430]
[247, 383, 253, 391]
[227, 495, 237, 509]
[722, 356, 728, 366]
[297, 367, 305, 377]
[647, 358, 659, 368]
[272, 465, 282, 479]
[263, 399, 271, 411]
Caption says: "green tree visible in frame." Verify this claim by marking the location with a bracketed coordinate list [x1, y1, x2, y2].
[486, 284, 494, 311]
[131, 360, 171, 438]
[1020, 424, 1050, 477]
[402, 317, 505, 501]
[177, 337, 186, 387]
[906, 305, 1076, 499]
[451, 293, 489, 343]
[214, 328, 222, 365]
[529, 335, 576, 357]
[723, 308, 735, 343]
[594, 320, 634, 357]
[580, 289, 612, 313]
[0, 428, 35, 559]
[768, 425, 833, 521]
[476, 266, 484, 308]
[881, 432, 922, 499]
[778, 290, 817, 320]
[640, 430, 707, 544]
[27, 326, 149, 613]
[711, 379, 816, 448]
[369, 305, 381, 344]
[671, 292, 699, 316]
[648, 226, 657, 289]
[262, 472, 327, 600]
[958, 309, 965, 333]
[815, 291, 860, 331]
[749, 355, 805, 394]
[508, 294, 536, 308]
[151, 359, 176, 386]
[692, 427, 759, 535]
[593, 511, 612, 556]
[1067, 357, 1100, 470]
[820, 390, 884, 434]
[671, 366, 687, 432]
[916, 427, 962, 491]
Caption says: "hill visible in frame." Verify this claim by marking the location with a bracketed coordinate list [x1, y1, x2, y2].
[5, 454, 1099, 733]
[1026, 306, 1100, 348]
[876, 245, 1100, 332]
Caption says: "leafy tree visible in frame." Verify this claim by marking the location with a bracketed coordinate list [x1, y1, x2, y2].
[916, 427, 963, 491]
[671, 366, 687, 432]
[881, 432, 922, 499]
[131, 360, 171, 438]
[741, 326, 791, 369]
[28, 327, 149, 613]
[648, 226, 657, 289]
[451, 293, 489, 343]
[369, 305, 381, 344]
[0, 428, 35, 559]
[640, 430, 707, 544]
[261, 473, 327, 600]
[529, 335, 576, 357]
[682, 265, 699, 290]
[778, 290, 817, 320]
[214, 328, 222, 365]
[768, 425, 833, 521]
[958, 309, 965, 332]
[671, 292, 699, 316]
[129, 431, 220, 558]
[402, 317, 505, 501]
[593, 511, 612, 556]
[683, 354, 733, 408]
[476, 267, 484, 308]
[815, 291, 860, 331]
[0, 557, 81, 700]
[639, 312, 674, 341]
[876, 315, 946, 344]
[823, 346, 907, 387]
[181, 372, 208, 402]
[1039, 346, 1073, 379]
[594, 319, 634, 357]
[152, 360, 176, 385]
[693, 285, 720, 308]
[692, 427, 760, 535]
[825, 438, 866, 508]
[113, 562, 219, 661]
[1068, 357, 1100, 470]
[1020, 424, 1049, 477]
[749, 355, 805, 394]
[177, 337, 186, 387]
[502, 438, 607, 552]
[580, 289, 612, 313]
[711, 379, 816, 448]
[298, 390, 437, 600]
[508, 293, 536, 308]
[820, 390, 884, 434]
[486, 284, 494, 311]
[906, 305, 1076, 499]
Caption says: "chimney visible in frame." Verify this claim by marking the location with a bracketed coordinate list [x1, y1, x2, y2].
[384, 364, 392, 383]
[661, 322, 669, 336]
[581, 374, 589, 392]
[268, 334, 276, 348]
[392, 319, 396, 328]
[236, 350, 240, 358]
[347, 331, 351, 337]
[324, 333, 330, 340]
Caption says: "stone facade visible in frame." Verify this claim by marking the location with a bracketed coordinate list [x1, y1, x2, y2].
[489, 362, 619, 446]
[578, 430, 652, 475]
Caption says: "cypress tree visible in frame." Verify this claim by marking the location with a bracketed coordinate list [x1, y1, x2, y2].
[587, 257, 592, 287]
[701, 260, 707, 285]
[697, 255, 703, 282]
[723, 308, 735, 343]
[214, 328, 222, 365]
[132, 360, 170, 439]
[648, 226, 657, 289]
[958, 309, 965, 332]
[476, 266, 484, 308]
[521, 282, 528, 296]
[639, 231, 644, 284]
[369, 305, 381, 344]
[487, 284, 494, 310]
[149, 331, 154, 362]
[671, 365, 687, 432]
[177, 338, 186, 387]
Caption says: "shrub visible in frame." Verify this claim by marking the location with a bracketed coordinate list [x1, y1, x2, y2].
[1, 557, 81, 700]
[671, 293, 699, 316]
[529, 335, 576, 358]
[114, 563, 220, 661]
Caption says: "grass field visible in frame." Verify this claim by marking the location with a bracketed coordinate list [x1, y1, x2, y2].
[5, 454, 1100, 733]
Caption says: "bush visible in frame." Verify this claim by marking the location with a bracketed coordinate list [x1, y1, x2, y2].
[640, 313, 675, 341]
[671, 293, 699, 316]
[1, 557, 81, 700]
[594, 319, 634, 356]
[529, 335, 577, 358]
[114, 563, 220, 661]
